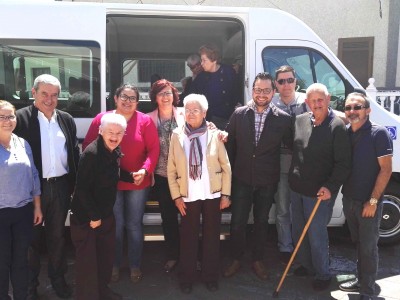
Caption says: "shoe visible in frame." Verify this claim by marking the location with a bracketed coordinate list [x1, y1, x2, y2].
[111, 267, 120, 283]
[164, 260, 177, 273]
[101, 287, 122, 300]
[279, 252, 293, 264]
[130, 268, 143, 283]
[179, 282, 192, 294]
[252, 261, 269, 281]
[205, 281, 218, 292]
[339, 278, 360, 292]
[27, 287, 39, 300]
[359, 295, 373, 300]
[223, 260, 241, 277]
[312, 278, 332, 291]
[51, 277, 72, 298]
[293, 265, 315, 277]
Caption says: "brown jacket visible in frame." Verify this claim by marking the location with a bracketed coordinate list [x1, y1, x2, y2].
[167, 126, 231, 201]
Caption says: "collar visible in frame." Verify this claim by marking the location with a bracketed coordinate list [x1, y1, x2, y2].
[37, 108, 57, 123]
[309, 108, 334, 127]
[348, 118, 372, 134]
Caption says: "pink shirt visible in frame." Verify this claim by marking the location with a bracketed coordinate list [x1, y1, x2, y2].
[83, 110, 160, 190]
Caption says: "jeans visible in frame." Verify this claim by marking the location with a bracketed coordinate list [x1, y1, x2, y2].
[291, 190, 336, 280]
[274, 154, 293, 253]
[230, 178, 276, 261]
[343, 197, 382, 296]
[0, 203, 33, 300]
[114, 188, 149, 269]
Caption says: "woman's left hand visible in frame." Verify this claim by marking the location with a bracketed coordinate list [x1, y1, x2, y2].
[220, 196, 231, 210]
[175, 197, 187, 216]
[131, 168, 147, 186]
[217, 130, 228, 143]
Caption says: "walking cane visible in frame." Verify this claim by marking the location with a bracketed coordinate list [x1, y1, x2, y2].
[272, 195, 323, 298]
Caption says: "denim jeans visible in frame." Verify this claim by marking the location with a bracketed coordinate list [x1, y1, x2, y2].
[291, 190, 336, 280]
[343, 197, 382, 296]
[274, 154, 293, 253]
[230, 178, 276, 261]
[114, 188, 149, 269]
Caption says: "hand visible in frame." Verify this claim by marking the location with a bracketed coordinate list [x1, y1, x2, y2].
[33, 206, 43, 226]
[90, 219, 101, 229]
[362, 202, 377, 218]
[317, 187, 331, 201]
[175, 198, 187, 216]
[217, 130, 228, 143]
[206, 121, 217, 130]
[131, 169, 146, 186]
[220, 196, 231, 210]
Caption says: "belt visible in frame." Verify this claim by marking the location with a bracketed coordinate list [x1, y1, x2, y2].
[42, 174, 68, 183]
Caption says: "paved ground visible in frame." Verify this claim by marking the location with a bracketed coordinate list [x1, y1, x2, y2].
[25, 226, 400, 299]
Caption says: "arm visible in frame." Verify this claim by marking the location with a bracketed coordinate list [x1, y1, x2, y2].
[217, 137, 232, 210]
[33, 195, 43, 226]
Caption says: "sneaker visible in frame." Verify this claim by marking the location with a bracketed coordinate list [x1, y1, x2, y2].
[293, 265, 315, 277]
[223, 260, 241, 278]
[111, 267, 120, 283]
[339, 278, 360, 292]
[130, 268, 143, 283]
[312, 278, 332, 291]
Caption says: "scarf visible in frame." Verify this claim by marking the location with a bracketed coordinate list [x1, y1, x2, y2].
[184, 119, 207, 180]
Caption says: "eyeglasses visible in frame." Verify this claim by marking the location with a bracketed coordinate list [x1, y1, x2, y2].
[344, 104, 366, 111]
[253, 88, 272, 95]
[119, 94, 138, 102]
[185, 108, 202, 115]
[187, 63, 200, 70]
[157, 91, 173, 97]
[276, 78, 295, 85]
[0, 115, 16, 121]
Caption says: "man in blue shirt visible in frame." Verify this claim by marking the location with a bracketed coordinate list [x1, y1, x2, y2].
[339, 92, 392, 300]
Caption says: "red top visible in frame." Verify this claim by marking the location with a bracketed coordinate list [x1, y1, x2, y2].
[83, 110, 160, 190]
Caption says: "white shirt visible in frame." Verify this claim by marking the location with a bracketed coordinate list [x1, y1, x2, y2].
[183, 132, 221, 202]
[37, 110, 68, 178]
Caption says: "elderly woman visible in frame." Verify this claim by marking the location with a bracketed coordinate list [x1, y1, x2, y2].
[167, 94, 231, 294]
[148, 79, 185, 272]
[0, 100, 42, 300]
[83, 84, 159, 284]
[71, 113, 129, 300]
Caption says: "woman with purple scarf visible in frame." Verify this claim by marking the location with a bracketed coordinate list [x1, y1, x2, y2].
[167, 94, 231, 294]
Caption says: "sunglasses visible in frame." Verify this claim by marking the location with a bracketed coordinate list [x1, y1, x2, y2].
[276, 78, 295, 85]
[344, 104, 366, 111]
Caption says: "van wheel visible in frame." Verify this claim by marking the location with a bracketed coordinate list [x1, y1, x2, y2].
[379, 188, 400, 245]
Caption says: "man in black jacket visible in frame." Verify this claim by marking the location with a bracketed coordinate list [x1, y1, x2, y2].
[289, 83, 351, 291]
[14, 74, 80, 299]
[224, 72, 292, 280]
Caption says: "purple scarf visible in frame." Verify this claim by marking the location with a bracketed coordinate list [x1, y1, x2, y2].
[184, 120, 207, 180]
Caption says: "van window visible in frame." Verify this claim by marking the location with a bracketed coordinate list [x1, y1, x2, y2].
[262, 47, 346, 111]
[0, 39, 101, 117]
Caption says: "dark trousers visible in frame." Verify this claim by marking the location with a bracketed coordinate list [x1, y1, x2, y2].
[0, 203, 33, 300]
[230, 178, 276, 261]
[153, 174, 180, 261]
[71, 214, 116, 300]
[29, 178, 70, 288]
[343, 197, 382, 296]
[179, 199, 221, 284]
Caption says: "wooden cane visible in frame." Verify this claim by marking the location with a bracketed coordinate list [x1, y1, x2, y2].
[273, 197, 322, 297]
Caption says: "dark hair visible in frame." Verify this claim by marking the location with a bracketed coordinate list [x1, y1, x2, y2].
[199, 44, 221, 64]
[149, 79, 180, 106]
[114, 83, 139, 100]
[253, 72, 275, 90]
[346, 92, 371, 108]
[275, 65, 296, 79]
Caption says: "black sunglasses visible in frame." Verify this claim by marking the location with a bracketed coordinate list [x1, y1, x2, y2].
[277, 78, 295, 85]
[344, 104, 366, 111]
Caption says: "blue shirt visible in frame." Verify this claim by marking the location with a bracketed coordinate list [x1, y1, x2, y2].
[0, 134, 41, 209]
[342, 120, 393, 202]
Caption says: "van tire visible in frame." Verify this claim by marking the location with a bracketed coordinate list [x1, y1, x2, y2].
[379, 183, 400, 245]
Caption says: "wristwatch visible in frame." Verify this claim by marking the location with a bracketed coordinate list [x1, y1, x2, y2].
[369, 197, 378, 206]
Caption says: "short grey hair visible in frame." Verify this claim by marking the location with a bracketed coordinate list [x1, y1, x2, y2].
[306, 83, 329, 97]
[33, 74, 61, 93]
[183, 94, 208, 111]
[100, 113, 127, 131]
[186, 54, 201, 66]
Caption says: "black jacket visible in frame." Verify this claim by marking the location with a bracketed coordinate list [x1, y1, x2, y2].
[226, 102, 293, 187]
[14, 105, 80, 191]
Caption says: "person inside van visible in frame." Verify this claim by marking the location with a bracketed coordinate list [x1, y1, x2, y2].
[179, 54, 203, 104]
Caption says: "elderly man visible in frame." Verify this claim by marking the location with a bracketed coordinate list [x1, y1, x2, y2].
[15, 74, 80, 299]
[272, 65, 308, 262]
[339, 92, 392, 300]
[289, 83, 351, 291]
[224, 72, 292, 280]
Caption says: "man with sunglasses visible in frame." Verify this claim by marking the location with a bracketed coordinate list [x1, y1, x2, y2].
[339, 92, 392, 300]
[272, 65, 308, 264]
[224, 72, 292, 280]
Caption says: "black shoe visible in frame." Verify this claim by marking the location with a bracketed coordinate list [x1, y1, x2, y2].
[27, 287, 39, 300]
[339, 278, 360, 292]
[51, 277, 72, 299]
[293, 265, 315, 277]
[164, 260, 178, 273]
[101, 287, 122, 300]
[279, 252, 293, 265]
[205, 281, 218, 292]
[180, 282, 192, 294]
[312, 278, 332, 291]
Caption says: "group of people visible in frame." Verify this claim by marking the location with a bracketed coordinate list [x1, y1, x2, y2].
[0, 58, 392, 300]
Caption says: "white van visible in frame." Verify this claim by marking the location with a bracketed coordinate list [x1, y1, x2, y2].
[1, 1, 399, 244]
